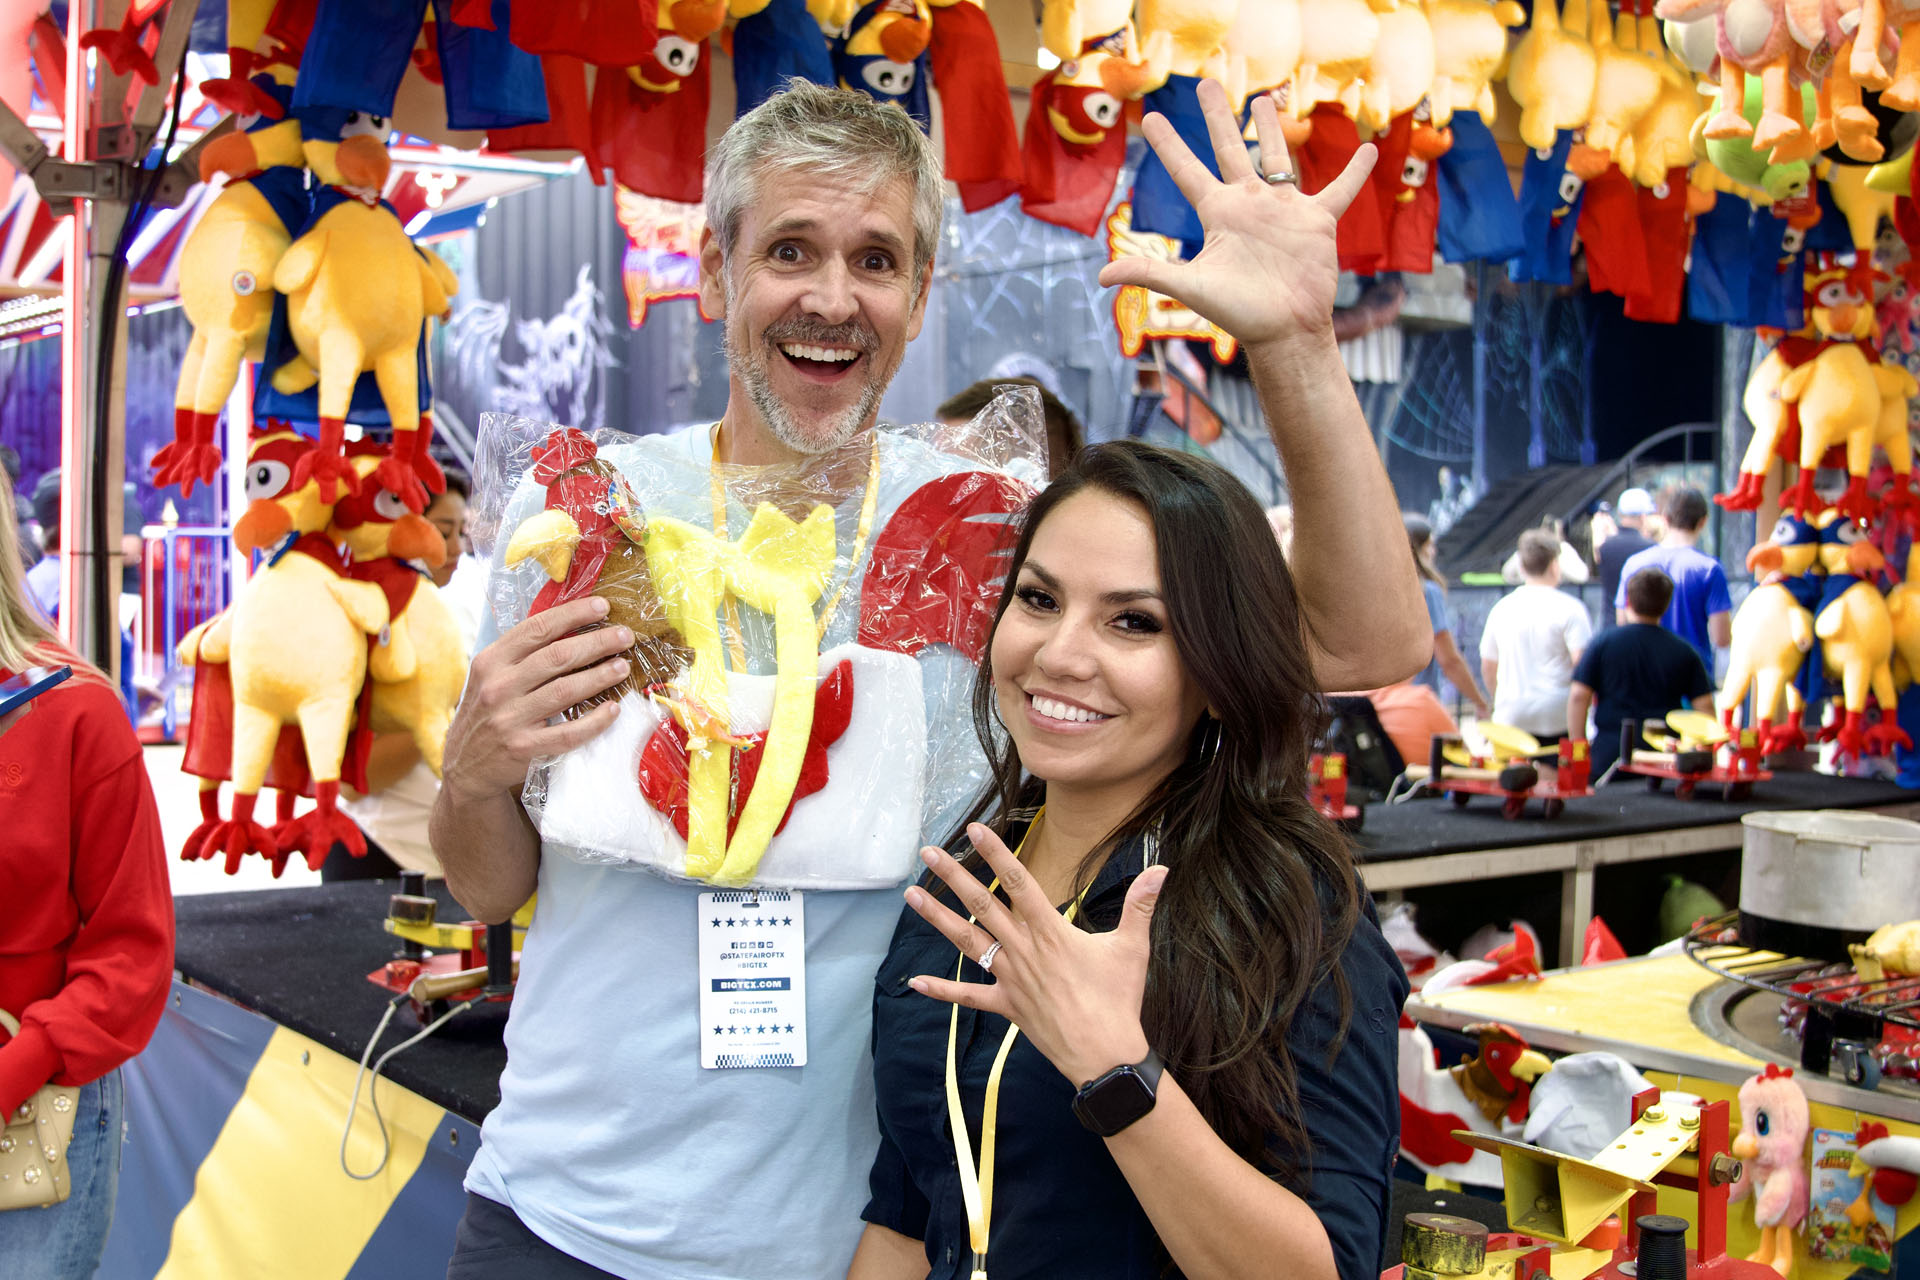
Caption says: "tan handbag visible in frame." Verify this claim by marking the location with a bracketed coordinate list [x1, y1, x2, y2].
[0, 1009, 79, 1211]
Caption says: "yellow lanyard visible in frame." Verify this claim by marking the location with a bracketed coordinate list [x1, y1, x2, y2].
[942, 814, 1087, 1280]
[708, 432, 882, 672]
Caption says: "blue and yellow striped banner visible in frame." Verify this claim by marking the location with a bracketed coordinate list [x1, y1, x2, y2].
[99, 982, 479, 1280]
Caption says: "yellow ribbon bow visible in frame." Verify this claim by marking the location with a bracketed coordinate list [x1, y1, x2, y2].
[643, 502, 838, 885]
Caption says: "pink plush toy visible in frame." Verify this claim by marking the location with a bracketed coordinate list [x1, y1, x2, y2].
[1731, 1063, 1811, 1277]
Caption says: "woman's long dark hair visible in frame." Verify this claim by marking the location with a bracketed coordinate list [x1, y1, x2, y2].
[959, 440, 1362, 1180]
[1405, 512, 1445, 589]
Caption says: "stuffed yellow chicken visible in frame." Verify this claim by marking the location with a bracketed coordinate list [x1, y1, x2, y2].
[1809, 511, 1907, 759]
[329, 458, 469, 776]
[1776, 262, 1885, 519]
[1722, 515, 1822, 752]
[1423, 0, 1527, 127]
[1041, 0, 1145, 65]
[181, 428, 390, 872]
[1137, 0, 1240, 80]
[1630, 3, 1706, 186]
[1584, 0, 1669, 175]
[1507, 0, 1600, 150]
[269, 107, 458, 511]
[1888, 545, 1920, 691]
[1358, 2, 1439, 132]
[1293, 0, 1383, 117]
[151, 73, 306, 498]
[1220, 0, 1301, 113]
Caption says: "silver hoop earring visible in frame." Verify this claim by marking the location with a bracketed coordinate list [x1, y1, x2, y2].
[1196, 717, 1223, 769]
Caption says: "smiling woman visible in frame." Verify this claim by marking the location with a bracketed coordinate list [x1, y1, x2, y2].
[852, 442, 1411, 1280]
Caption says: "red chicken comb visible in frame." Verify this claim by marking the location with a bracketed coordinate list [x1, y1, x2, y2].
[531, 427, 600, 484]
[1759, 1063, 1794, 1081]
[1859, 1120, 1891, 1146]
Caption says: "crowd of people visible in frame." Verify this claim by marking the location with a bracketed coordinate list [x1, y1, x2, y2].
[1375, 484, 1728, 778]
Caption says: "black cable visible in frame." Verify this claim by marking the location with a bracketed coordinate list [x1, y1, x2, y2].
[86, 54, 187, 669]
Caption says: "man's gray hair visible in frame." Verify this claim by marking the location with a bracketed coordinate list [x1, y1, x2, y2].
[705, 80, 945, 282]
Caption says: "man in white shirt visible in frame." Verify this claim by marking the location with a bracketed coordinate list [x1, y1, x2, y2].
[1480, 530, 1593, 741]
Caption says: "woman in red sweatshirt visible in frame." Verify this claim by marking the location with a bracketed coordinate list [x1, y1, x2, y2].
[0, 482, 171, 1278]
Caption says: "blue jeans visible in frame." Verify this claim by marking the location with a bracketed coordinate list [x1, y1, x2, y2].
[0, 1071, 122, 1280]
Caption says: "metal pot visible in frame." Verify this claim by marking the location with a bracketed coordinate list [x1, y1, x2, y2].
[1739, 810, 1920, 960]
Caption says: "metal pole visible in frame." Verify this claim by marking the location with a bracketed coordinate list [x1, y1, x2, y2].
[1471, 260, 1488, 500]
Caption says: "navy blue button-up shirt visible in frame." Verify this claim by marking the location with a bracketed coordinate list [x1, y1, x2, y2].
[862, 828, 1411, 1280]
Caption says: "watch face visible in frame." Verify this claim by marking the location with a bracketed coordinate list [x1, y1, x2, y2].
[1076, 1067, 1157, 1135]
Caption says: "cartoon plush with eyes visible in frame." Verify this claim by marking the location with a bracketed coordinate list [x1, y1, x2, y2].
[593, 0, 728, 203]
[831, 0, 935, 124]
[1731, 1064, 1810, 1277]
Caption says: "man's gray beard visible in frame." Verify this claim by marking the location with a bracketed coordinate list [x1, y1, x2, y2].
[725, 325, 884, 457]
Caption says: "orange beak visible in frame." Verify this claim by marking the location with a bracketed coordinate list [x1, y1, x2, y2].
[1847, 540, 1886, 575]
[1099, 57, 1153, 100]
[233, 499, 293, 556]
[387, 514, 446, 567]
[1748, 544, 1786, 575]
[335, 134, 390, 190]
[670, 0, 727, 42]
[1567, 144, 1612, 182]
[199, 130, 261, 183]
[879, 16, 931, 62]
[1829, 303, 1860, 335]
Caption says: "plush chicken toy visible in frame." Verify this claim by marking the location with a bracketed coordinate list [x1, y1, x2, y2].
[1508, 0, 1600, 152]
[1810, 509, 1908, 760]
[1722, 514, 1822, 752]
[1424, 0, 1526, 128]
[1775, 261, 1889, 520]
[591, 0, 727, 203]
[1657, 0, 1810, 162]
[1020, 25, 1155, 236]
[831, 0, 934, 125]
[1731, 1064, 1811, 1277]
[729, 0, 836, 114]
[264, 106, 458, 511]
[152, 72, 310, 499]
[928, 0, 1024, 210]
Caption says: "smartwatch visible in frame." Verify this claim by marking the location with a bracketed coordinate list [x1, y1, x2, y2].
[1071, 1050, 1165, 1136]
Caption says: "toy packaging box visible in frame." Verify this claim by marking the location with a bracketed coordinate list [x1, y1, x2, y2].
[1807, 1127, 1896, 1271]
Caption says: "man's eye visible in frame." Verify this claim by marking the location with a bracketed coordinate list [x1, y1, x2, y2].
[773, 243, 802, 263]
[863, 252, 894, 272]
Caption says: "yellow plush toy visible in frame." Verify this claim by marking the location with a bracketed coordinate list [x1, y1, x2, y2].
[1776, 261, 1884, 519]
[151, 72, 305, 498]
[1137, 0, 1241, 80]
[1888, 545, 1920, 689]
[1584, 0, 1668, 175]
[1423, 0, 1526, 127]
[182, 430, 391, 871]
[328, 459, 469, 776]
[1811, 509, 1909, 760]
[1220, 0, 1301, 112]
[1041, 0, 1145, 64]
[1358, 2, 1439, 132]
[1630, 2, 1706, 186]
[1507, 0, 1600, 150]
[269, 109, 459, 511]
[1721, 515, 1822, 752]
[1293, 0, 1383, 117]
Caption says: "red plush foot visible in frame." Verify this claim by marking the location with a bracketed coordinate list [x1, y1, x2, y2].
[292, 438, 361, 503]
[295, 782, 365, 870]
[182, 786, 223, 861]
[1716, 471, 1768, 511]
[198, 792, 280, 874]
[1781, 471, 1822, 519]
[1837, 475, 1878, 525]
[1764, 721, 1809, 754]
[370, 453, 433, 512]
[152, 411, 224, 497]
[1866, 721, 1913, 754]
[1831, 710, 1870, 762]
[79, 21, 158, 84]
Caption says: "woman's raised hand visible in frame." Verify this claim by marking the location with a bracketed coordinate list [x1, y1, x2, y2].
[1097, 81, 1375, 351]
[904, 823, 1168, 1088]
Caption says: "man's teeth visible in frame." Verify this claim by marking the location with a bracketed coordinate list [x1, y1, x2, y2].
[1032, 695, 1110, 723]
[780, 343, 859, 363]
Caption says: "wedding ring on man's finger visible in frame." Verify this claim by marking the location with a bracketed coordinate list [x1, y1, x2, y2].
[979, 941, 1003, 974]
[1264, 170, 1300, 187]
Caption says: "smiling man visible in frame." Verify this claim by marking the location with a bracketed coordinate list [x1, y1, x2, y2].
[432, 81, 1426, 1280]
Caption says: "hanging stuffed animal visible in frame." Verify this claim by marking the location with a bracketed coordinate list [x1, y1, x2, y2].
[1658, 0, 1810, 161]
[76, 0, 168, 84]
[1584, 0, 1668, 175]
[1508, 0, 1601, 151]
[329, 463, 469, 778]
[1810, 508, 1908, 759]
[1219, 0, 1300, 115]
[1291, 0, 1382, 119]
[1785, 0, 1885, 161]
[1135, 0, 1240, 83]
[1849, 0, 1920, 107]
[1722, 514, 1822, 750]
[830, 0, 933, 125]
[1631, 0, 1707, 186]
[730, 0, 836, 114]
[1731, 1065, 1811, 1276]
[1019, 26, 1154, 236]
[1697, 78, 1817, 201]
[199, 0, 296, 116]
[1423, 0, 1526, 128]
[181, 428, 391, 871]
[591, 0, 727, 203]
[1357, 2, 1438, 133]
[265, 107, 458, 509]
[151, 72, 310, 499]
[1775, 260, 1885, 518]
[927, 0, 1024, 210]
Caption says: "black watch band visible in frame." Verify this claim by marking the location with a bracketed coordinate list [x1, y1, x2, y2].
[1071, 1049, 1165, 1137]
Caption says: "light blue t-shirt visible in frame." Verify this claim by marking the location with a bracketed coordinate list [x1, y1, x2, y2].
[24, 552, 60, 622]
[463, 424, 1012, 1278]
[1415, 578, 1450, 691]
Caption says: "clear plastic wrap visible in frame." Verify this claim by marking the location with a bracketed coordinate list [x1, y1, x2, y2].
[472, 385, 1044, 890]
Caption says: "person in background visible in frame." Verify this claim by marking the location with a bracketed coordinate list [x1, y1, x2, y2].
[329, 466, 482, 881]
[1479, 530, 1592, 742]
[0, 481, 173, 1279]
[1569, 567, 1714, 775]
[1615, 486, 1731, 675]
[1360, 677, 1459, 768]
[0, 445, 37, 572]
[936, 376, 1084, 479]
[25, 469, 62, 620]
[1499, 517, 1590, 585]
[854, 443, 1406, 1280]
[1593, 487, 1657, 630]
[1405, 514, 1489, 719]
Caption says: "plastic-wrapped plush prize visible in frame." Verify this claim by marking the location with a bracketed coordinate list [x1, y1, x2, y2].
[473, 385, 1045, 890]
